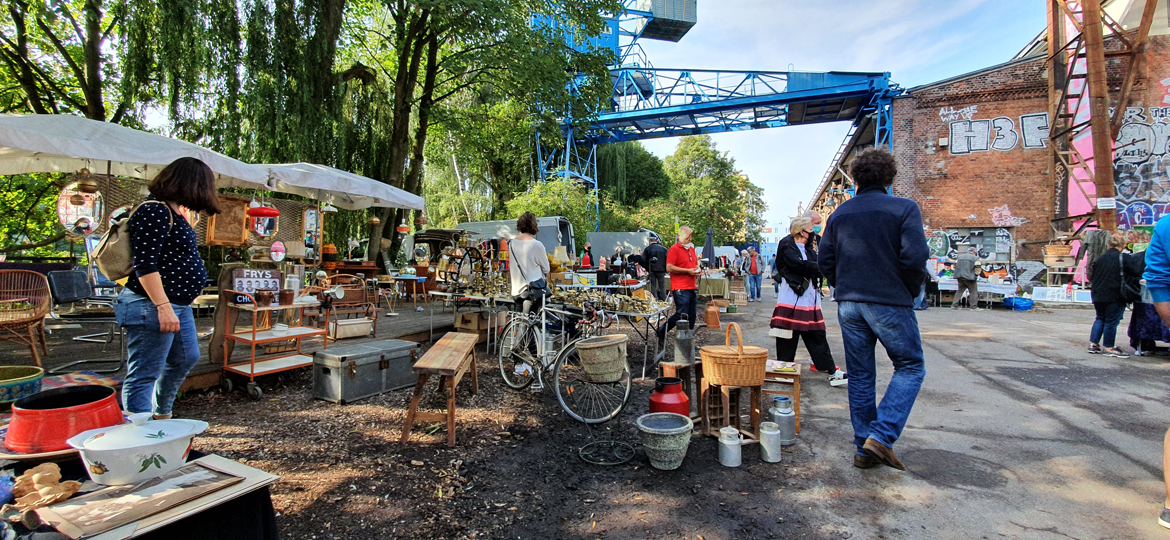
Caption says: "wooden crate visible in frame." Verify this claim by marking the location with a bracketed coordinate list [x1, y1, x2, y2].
[730, 291, 747, 305]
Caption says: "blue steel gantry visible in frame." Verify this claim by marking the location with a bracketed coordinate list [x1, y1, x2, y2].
[535, 0, 901, 230]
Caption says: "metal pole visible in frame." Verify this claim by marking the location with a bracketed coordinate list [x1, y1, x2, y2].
[1083, 0, 1116, 231]
[1048, 0, 1068, 224]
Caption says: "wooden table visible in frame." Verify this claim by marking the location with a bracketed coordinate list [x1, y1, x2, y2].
[401, 332, 479, 446]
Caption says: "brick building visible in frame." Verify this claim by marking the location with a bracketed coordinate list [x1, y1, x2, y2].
[808, 2, 1170, 285]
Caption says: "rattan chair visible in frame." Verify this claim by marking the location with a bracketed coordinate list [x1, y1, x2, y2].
[0, 270, 51, 366]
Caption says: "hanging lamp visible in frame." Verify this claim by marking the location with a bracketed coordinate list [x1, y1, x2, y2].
[396, 219, 409, 237]
[321, 204, 338, 213]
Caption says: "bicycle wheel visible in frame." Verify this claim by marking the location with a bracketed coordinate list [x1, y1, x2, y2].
[553, 339, 632, 424]
[498, 319, 538, 390]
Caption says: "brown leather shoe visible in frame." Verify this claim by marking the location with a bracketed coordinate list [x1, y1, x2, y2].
[853, 454, 879, 469]
[862, 438, 907, 470]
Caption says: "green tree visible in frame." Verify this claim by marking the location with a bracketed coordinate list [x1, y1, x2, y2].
[0, 174, 67, 256]
[596, 141, 670, 206]
[505, 179, 593, 249]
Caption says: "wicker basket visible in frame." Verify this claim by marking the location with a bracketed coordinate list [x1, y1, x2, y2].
[700, 323, 769, 387]
[1043, 244, 1073, 257]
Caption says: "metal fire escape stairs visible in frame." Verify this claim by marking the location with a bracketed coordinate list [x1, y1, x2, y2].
[1047, 0, 1159, 237]
[534, 1, 901, 231]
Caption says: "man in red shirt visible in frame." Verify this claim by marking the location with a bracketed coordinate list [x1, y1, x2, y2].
[657, 225, 701, 344]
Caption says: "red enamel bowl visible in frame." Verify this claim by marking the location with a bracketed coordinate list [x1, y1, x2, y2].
[6, 386, 124, 453]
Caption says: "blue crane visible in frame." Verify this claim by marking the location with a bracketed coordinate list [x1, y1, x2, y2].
[536, 1, 901, 230]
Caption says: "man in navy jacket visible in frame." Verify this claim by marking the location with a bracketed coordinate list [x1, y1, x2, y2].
[818, 148, 929, 471]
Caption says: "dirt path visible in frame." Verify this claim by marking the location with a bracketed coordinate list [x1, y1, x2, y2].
[177, 309, 838, 540]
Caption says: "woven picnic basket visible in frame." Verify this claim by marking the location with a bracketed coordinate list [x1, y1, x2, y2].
[1042, 244, 1073, 257]
[699, 322, 768, 387]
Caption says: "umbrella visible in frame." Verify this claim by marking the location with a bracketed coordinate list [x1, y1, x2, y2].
[702, 227, 716, 269]
[264, 162, 425, 211]
[0, 113, 269, 189]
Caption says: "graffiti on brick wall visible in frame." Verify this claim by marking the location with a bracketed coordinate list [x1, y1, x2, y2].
[989, 204, 1029, 227]
[1113, 105, 1170, 228]
[1014, 260, 1047, 286]
[946, 112, 1049, 155]
[939, 105, 978, 122]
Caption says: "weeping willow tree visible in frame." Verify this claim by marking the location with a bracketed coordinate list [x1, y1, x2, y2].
[2, 0, 621, 265]
[595, 141, 671, 207]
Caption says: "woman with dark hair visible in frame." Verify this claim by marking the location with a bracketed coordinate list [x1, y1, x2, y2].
[1088, 232, 1140, 358]
[508, 212, 549, 314]
[115, 157, 221, 418]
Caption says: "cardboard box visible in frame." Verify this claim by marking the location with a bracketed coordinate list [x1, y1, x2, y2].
[454, 311, 508, 331]
[549, 272, 572, 286]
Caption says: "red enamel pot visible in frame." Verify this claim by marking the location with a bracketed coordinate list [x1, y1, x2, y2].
[6, 386, 124, 453]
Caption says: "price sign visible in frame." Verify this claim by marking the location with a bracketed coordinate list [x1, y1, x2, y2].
[1097, 197, 1116, 210]
[231, 268, 282, 304]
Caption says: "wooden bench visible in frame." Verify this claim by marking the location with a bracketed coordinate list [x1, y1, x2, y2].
[400, 332, 479, 446]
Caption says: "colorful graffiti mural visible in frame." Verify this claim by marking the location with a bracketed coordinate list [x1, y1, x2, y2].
[1112, 105, 1170, 229]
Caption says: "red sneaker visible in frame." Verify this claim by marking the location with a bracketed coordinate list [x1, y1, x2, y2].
[808, 364, 841, 373]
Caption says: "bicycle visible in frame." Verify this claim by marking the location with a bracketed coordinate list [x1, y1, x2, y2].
[497, 301, 633, 424]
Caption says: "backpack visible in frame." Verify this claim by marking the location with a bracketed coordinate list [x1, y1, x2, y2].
[93, 200, 172, 281]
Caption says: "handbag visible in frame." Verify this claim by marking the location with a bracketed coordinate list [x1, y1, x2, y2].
[93, 200, 171, 281]
[1120, 252, 1142, 304]
[510, 242, 551, 302]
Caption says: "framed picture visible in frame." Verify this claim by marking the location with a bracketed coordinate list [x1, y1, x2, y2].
[206, 197, 249, 246]
[38, 463, 242, 539]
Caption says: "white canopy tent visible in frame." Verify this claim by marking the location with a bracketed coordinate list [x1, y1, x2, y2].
[264, 162, 424, 211]
[0, 114, 269, 189]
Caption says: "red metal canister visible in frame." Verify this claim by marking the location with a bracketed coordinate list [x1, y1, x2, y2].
[649, 377, 690, 416]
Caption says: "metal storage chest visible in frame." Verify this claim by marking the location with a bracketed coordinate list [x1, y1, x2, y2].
[313, 339, 420, 404]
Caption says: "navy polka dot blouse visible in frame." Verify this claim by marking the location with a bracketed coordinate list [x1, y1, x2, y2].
[125, 197, 207, 306]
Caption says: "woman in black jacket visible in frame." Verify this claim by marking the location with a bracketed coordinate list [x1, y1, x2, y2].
[1089, 233, 1141, 357]
[771, 217, 846, 387]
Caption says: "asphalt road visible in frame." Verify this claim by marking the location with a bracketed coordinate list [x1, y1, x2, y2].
[734, 289, 1169, 540]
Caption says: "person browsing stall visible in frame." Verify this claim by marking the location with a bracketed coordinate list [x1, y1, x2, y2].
[644, 236, 669, 301]
[115, 158, 221, 419]
[772, 217, 846, 387]
[508, 212, 550, 314]
[656, 226, 701, 344]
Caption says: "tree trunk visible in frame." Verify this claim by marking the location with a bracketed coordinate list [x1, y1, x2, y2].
[82, 0, 105, 120]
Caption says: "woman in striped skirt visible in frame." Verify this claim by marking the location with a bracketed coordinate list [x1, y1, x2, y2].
[770, 217, 848, 387]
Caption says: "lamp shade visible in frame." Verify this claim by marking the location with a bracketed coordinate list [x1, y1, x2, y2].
[246, 205, 280, 218]
[396, 219, 409, 236]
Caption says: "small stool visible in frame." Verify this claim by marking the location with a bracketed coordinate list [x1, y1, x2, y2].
[700, 379, 762, 444]
[660, 360, 702, 419]
[761, 362, 801, 433]
[400, 332, 479, 446]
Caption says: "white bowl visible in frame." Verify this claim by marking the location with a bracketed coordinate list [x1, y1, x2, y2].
[67, 413, 208, 485]
[271, 324, 289, 336]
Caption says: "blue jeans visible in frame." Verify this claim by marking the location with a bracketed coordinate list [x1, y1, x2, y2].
[837, 301, 926, 455]
[913, 283, 929, 310]
[114, 290, 200, 415]
[659, 289, 698, 336]
[1089, 301, 1126, 348]
[748, 273, 763, 300]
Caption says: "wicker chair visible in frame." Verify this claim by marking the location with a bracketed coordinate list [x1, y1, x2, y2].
[0, 270, 51, 366]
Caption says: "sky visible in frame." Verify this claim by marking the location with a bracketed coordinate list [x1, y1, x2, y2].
[632, 0, 1048, 230]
